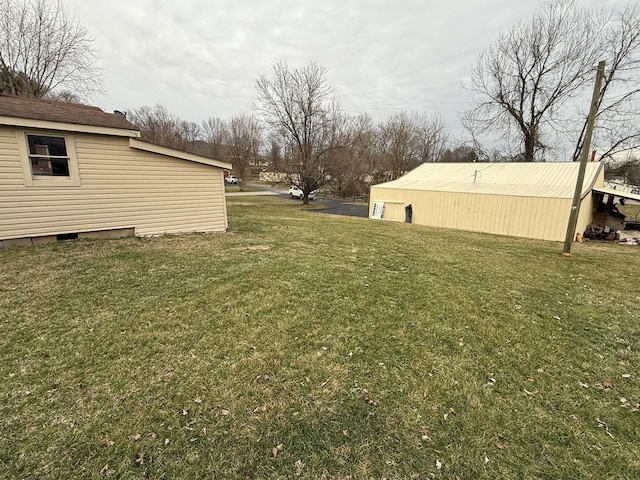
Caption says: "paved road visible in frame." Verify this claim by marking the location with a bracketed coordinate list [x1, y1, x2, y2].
[309, 197, 369, 218]
[226, 186, 369, 218]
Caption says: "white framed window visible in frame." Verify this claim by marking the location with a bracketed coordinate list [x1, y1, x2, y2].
[17, 131, 81, 186]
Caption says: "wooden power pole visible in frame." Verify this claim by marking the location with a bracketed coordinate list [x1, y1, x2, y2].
[562, 61, 605, 256]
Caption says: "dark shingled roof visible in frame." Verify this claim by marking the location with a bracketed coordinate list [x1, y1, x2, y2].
[0, 93, 138, 131]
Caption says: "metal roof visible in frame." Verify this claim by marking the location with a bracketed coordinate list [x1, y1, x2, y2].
[592, 186, 640, 202]
[373, 162, 603, 199]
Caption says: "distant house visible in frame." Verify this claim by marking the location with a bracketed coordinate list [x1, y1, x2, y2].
[0, 94, 232, 247]
[259, 170, 290, 183]
[605, 176, 640, 195]
[368, 162, 631, 242]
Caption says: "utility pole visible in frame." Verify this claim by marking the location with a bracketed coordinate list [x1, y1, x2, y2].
[562, 61, 605, 256]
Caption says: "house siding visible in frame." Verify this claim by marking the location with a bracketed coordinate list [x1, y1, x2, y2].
[0, 127, 227, 241]
[0, 128, 23, 185]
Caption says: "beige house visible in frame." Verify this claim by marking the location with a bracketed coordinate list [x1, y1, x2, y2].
[369, 162, 606, 242]
[0, 94, 231, 247]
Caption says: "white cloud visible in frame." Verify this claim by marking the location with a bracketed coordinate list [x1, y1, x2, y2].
[60, 0, 630, 141]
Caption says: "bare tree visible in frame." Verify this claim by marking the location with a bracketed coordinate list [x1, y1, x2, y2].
[464, 0, 603, 161]
[377, 112, 419, 179]
[179, 121, 202, 153]
[255, 61, 345, 204]
[128, 104, 200, 153]
[265, 137, 283, 171]
[415, 112, 448, 164]
[376, 111, 447, 179]
[605, 158, 640, 185]
[465, 0, 640, 162]
[201, 117, 229, 160]
[0, 0, 101, 99]
[441, 145, 479, 163]
[570, 4, 640, 162]
[227, 113, 262, 190]
[336, 113, 380, 196]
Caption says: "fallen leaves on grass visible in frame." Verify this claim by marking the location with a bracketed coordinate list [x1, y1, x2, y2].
[596, 418, 614, 439]
[272, 444, 283, 457]
[444, 407, 456, 421]
[351, 387, 378, 406]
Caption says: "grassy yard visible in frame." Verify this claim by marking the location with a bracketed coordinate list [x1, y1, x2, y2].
[1, 197, 639, 479]
[619, 202, 640, 223]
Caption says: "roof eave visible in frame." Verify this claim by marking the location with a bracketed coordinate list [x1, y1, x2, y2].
[0, 115, 140, 137]
[129, 138, 232, 169]
[593, 186, 640, 202]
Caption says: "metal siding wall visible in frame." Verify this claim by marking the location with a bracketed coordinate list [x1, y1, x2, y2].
[576, 194, 595, 239]
[574, 166, 603, 239]
[370, 186, 573, 241]
[0, 130, 227, 240]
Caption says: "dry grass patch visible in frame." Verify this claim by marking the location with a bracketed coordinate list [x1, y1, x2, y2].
[1, 196, 639, 479]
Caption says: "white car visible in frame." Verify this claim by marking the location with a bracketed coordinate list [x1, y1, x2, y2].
[225, 175, 238, 184]
[288, 185, 316, 200]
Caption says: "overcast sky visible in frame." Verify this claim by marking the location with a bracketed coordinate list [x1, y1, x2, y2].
[60, 0, 629, 141]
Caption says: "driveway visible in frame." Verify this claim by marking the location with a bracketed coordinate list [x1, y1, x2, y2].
[310, 197, 368, 218]
[226, 185, 369, 218]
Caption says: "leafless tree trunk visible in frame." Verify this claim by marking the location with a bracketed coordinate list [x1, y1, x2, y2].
[440, 144, 479, 163]
[377, 112, 448, 179]
[570, 4, 640, 162]
[255, 61, 344, 204]
[415, 113, 448, 164]
[333, 113, 380, 196]
[227, 113, 262, 190]
[128, 105, 201, 153]
[464, 0, 603, 161]
[201, 117, 229, 160]
[0, 0, 101, 99]
[378, 112, 419, 179]
[179, 121, 202, 154]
